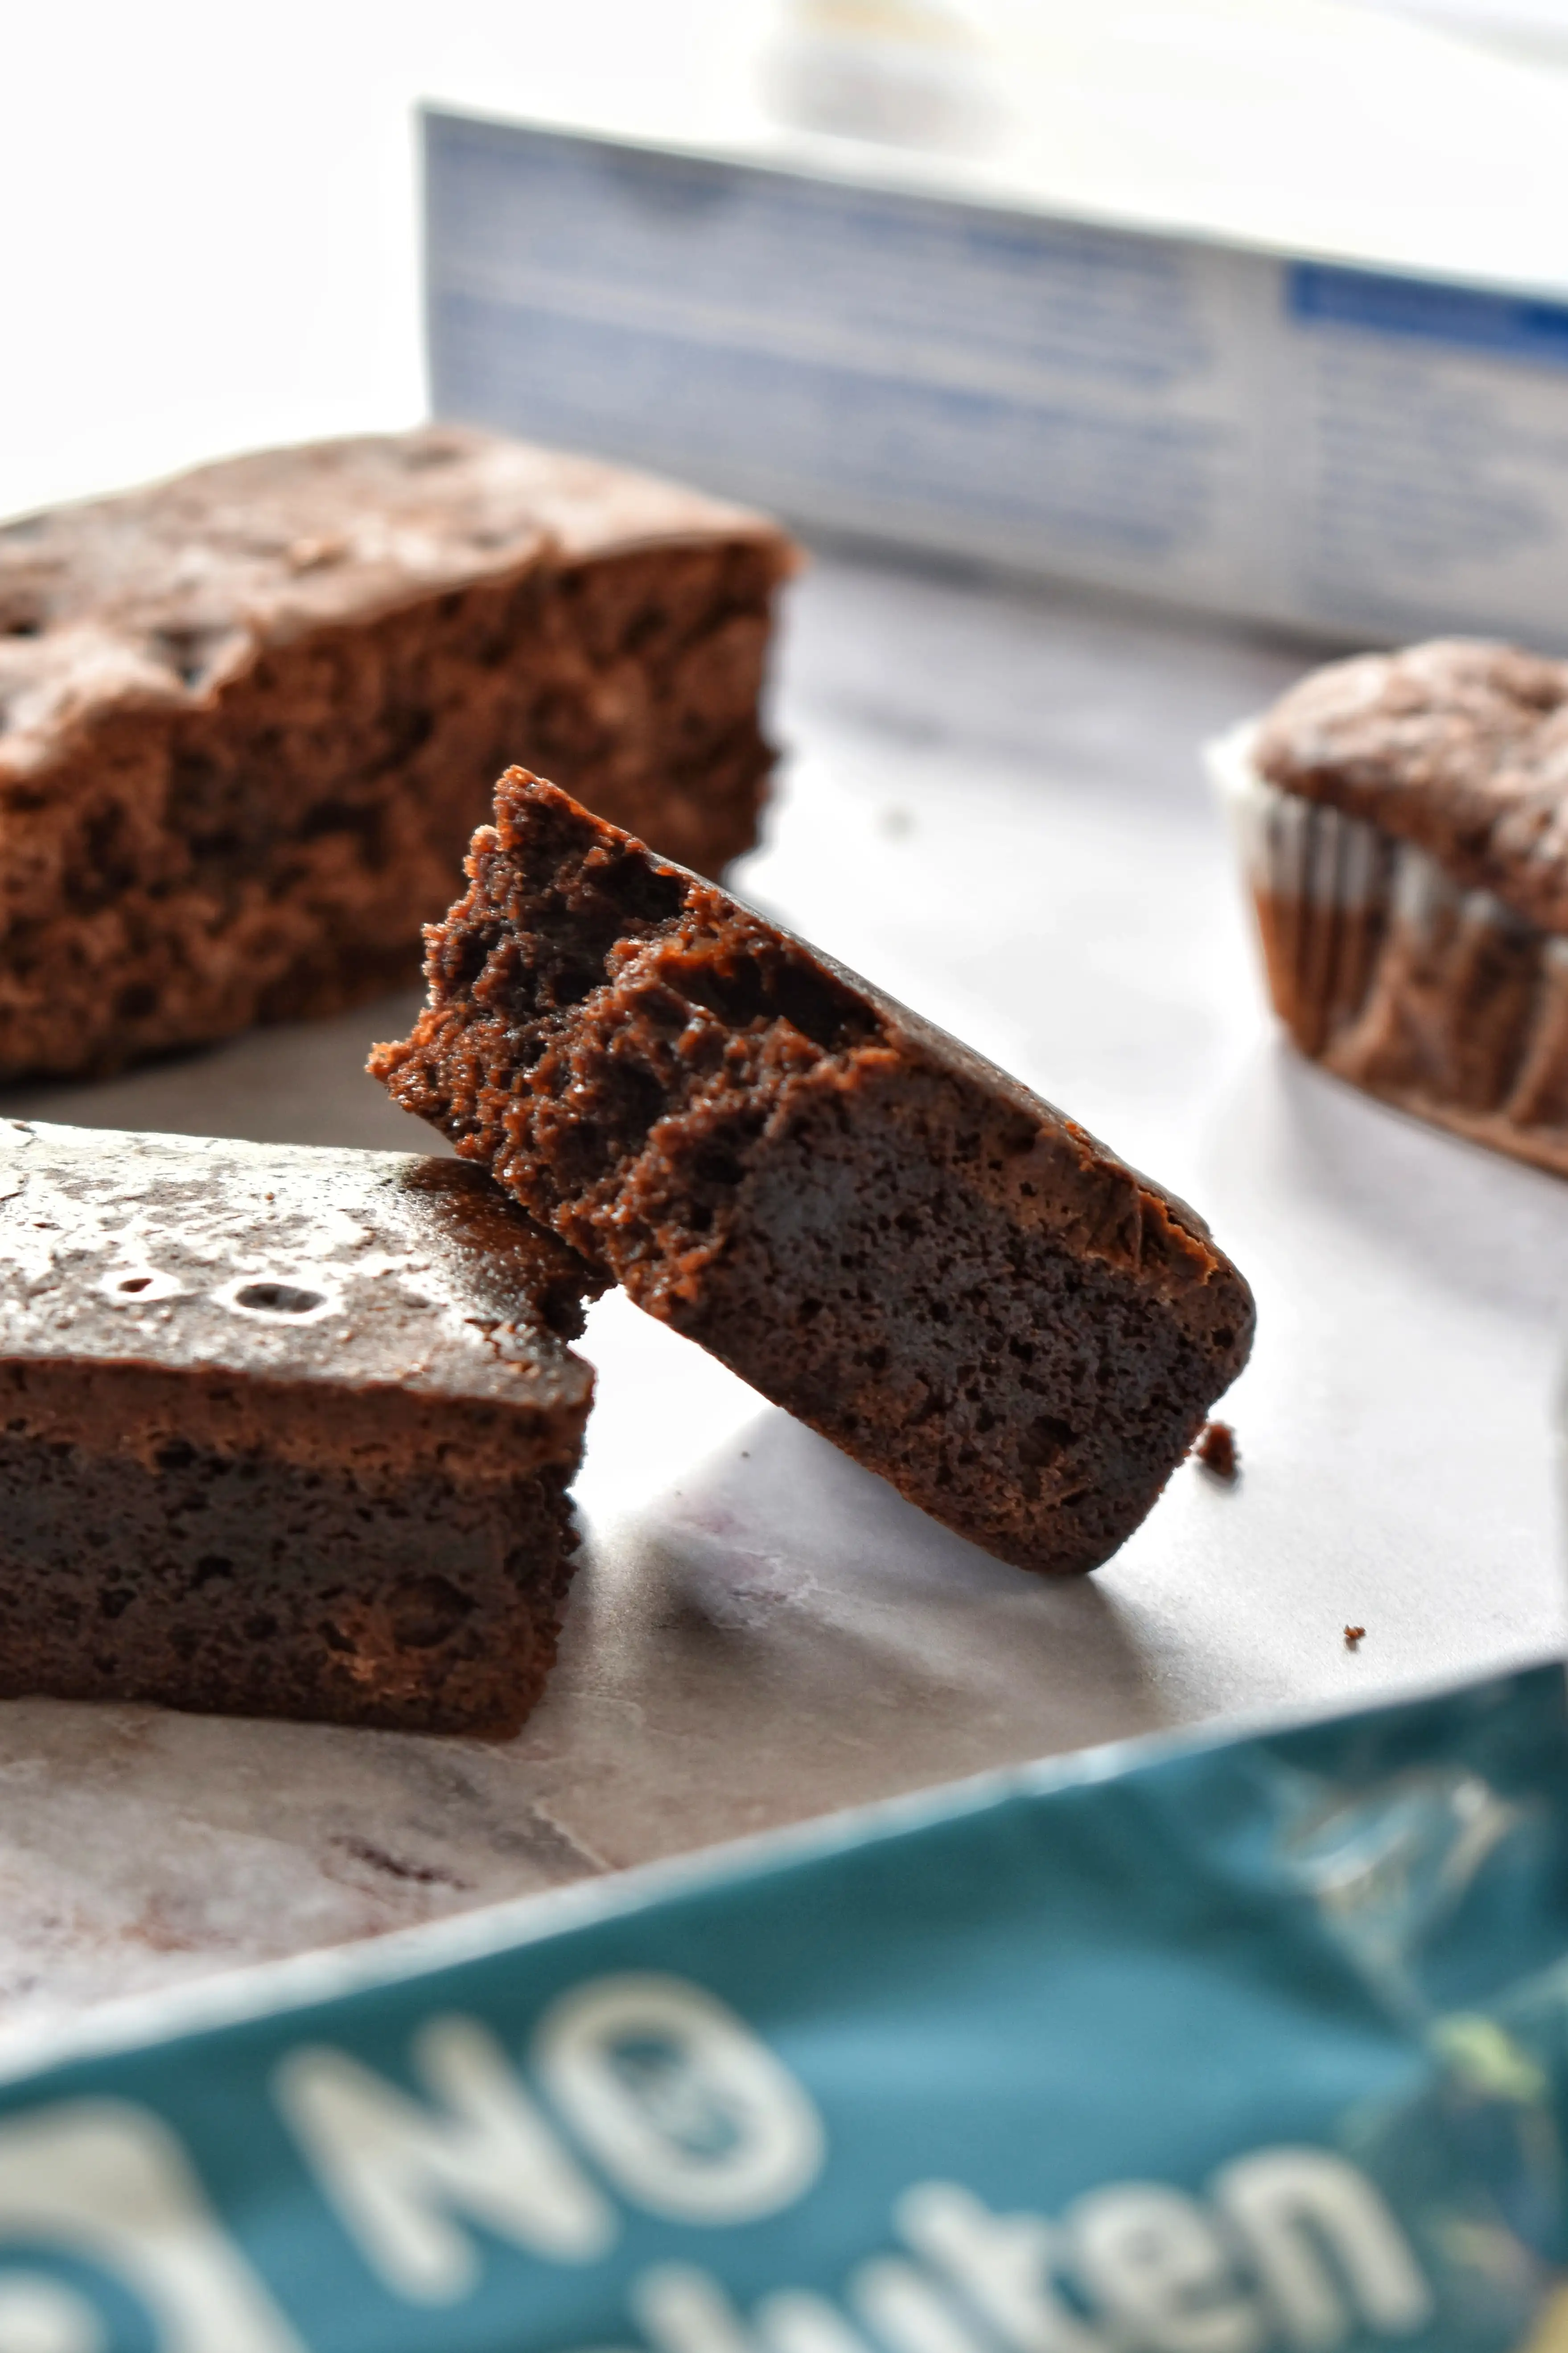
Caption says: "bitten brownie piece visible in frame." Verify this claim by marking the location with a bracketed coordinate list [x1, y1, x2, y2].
[372, 774, 1254, 1576]
[0, 425, 795, 1080]
[0, 1119, 604, 1733]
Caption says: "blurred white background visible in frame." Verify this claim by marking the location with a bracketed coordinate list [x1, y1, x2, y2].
[0, 1, 753, 519]
[5, 0, 1568, 527]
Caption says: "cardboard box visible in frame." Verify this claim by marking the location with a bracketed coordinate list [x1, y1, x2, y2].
[424, 0, 1568, 647]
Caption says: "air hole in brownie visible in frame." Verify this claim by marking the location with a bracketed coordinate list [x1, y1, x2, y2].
[591, 850, 686, 928]
[383, 704, 435, 765]
[230, 1280, 328, 1318]
[1213, 1325, 1235, 1352]
[1019, 1413, 1076, 1470]
[599, 1057, 668, 1156]
[192, 1556, 233, 1588]
[156, 1440, 197, 1472]
[677, 953, 768, 1029]
[387, 1574, 473, 1649]
[298, 797, 384, 848]
[81, 805, 136, 903]
[551, 955, 609, 1009]
[152, 625, 221, 691]
[769, 962, 881, 1050]
[449, 921, 503, 991]
[116, 983, 158, 1021]
[666, 947, 879, 1053]
[693, 1143, 746, 1191]
[621, 605, 669, 655]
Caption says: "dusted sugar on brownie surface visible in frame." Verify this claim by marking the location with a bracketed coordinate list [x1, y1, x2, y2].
[1219, 639, 1568, 1178]
[0, 426, 795, 1081]
[372, 773, 1255, 1576]
[0, 1119, 604, 1733]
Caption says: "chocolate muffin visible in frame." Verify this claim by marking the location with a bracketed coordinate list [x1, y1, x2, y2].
[1216, 639, 1568, 1177]
[0, 426, 795, 1081]
[0, 1119, 603, 1733]
[372, 773, 1254, 1576]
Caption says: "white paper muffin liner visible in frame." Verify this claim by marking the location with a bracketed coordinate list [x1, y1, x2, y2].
[1206, 722, 1568, 1178]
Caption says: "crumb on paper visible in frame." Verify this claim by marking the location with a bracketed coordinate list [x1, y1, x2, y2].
[1345, 1625, 1366, 1650]
[1193, 1419, 1238, 1482]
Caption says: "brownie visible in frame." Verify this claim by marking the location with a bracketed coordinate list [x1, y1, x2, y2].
[371, 773, 1255, 1576]
[1193, 1419, 1238, 1482]
[1226, 641, 1568, 1178]
[0, 1118, 604, 1733]
[1255, 640, 1568, 932]
[0, 426, 795, 1082]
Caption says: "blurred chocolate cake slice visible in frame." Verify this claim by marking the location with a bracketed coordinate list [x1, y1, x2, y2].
[0, 427, 795, 1080]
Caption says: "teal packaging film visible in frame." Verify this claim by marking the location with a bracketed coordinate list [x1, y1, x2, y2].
[0, 1663, 1564, 2352]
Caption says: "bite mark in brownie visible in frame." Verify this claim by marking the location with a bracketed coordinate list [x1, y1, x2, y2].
[0, 427, 796, 1080]
[0, 1119, 605, 1733]
[371, 774, 1255, 1576]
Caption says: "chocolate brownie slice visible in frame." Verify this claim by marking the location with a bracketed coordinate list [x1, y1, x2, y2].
[0, 426, 795, 1081]
[372, 774, 1254, 1576]
[0, 1119, 604, 1732]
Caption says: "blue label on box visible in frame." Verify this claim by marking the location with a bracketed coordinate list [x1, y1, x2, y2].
[1289, 263, 1568, 370]
[0, 1664, 1563, 2349]
[423, 110, 1244, 572]
[423, 108, 1568, 646]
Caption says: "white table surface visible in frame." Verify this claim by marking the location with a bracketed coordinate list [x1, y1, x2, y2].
[1, 545, 1562, 2051]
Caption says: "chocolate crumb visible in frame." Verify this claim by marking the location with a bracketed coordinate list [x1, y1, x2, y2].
[1194, 1420, 1239, 1481]
[336, 1835, 466, 1890]
[1344, 1625, 1366, 1649]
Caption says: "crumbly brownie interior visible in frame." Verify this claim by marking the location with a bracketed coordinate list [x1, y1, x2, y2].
[0, 1364, 576, 1735]
[0, 538, 779, 1081]
[375, 777, 1253, 1575]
